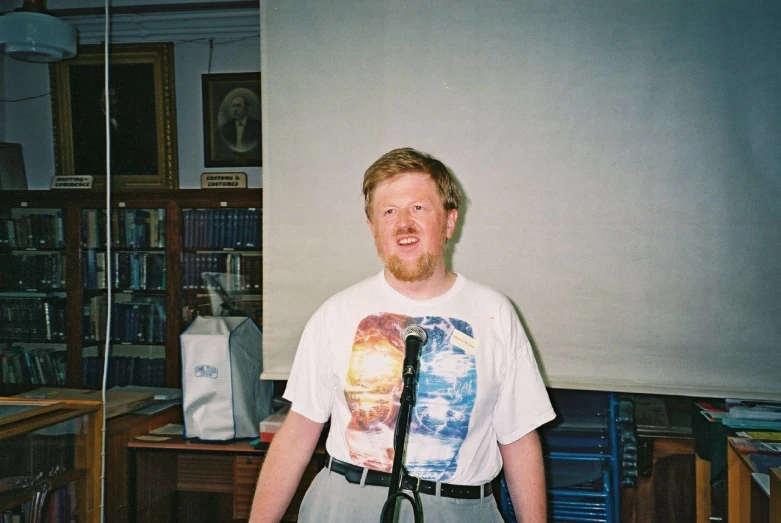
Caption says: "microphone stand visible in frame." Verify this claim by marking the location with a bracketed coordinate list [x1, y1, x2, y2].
[380, 329, 424, 523]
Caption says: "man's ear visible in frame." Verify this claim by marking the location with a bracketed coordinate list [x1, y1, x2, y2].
[446, 209, 458, 239]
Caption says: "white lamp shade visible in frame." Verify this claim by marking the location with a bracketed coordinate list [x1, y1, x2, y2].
[0, 11, 76, 63]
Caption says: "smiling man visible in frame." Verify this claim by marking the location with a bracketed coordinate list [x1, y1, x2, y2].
[367, 168, 457, 295]
[250, 148, 555, 523]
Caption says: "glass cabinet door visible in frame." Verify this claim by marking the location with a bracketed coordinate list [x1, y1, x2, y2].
[0, 208, 68, 389]
[80, 208, 167, 388]
[180, 207, 262, 327]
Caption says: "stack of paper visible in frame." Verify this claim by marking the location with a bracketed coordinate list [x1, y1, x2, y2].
[726, 399, 781, 421]
[111, 385, 182, 401]
[696, 401, 728, 422]
[723, 399, 781, 429]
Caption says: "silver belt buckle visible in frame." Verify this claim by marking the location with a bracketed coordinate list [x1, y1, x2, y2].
[403, 474, 421, 494]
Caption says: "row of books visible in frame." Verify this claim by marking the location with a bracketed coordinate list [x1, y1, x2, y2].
[82, 208, 166, 249]
[0, 253, 66, 291]
[81, 355, 166, 388]
[0, 296, 66, 341]
[182, 253, 262, 290]
[0, 347, 67, 386]
[2, 482, 77, 523]
[83, 251, 166, 290]
[49, 483, 79, 523]
[83, 296, 166, 344]
[182, 208, 261, 249]
[0, 211, 65, 250]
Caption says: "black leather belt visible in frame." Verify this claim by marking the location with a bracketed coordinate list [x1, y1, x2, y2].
[326, 455, 492, 499]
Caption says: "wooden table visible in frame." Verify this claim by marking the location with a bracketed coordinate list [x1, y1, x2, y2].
[727, 437, 779, 523]
[770, 468, 781, 521]
[128, 435, 322, 522]
[104, 404, 183, 523]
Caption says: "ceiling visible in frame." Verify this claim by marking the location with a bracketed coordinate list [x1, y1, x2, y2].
[1, 0, 258, 16]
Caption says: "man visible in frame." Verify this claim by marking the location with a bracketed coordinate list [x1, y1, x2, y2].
[250, 147, 555, 522]
[73, 85, 158, 176]
[220, 94, 261, 154]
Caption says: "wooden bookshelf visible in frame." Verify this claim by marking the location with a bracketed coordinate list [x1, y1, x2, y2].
[0, 189, 262, 393]
[0, 397, 102, 523]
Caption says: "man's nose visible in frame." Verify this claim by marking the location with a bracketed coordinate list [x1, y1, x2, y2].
[396, 208, 413, 225]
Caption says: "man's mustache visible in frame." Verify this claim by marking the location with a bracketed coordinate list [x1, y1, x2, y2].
[394, 226, 419, 237]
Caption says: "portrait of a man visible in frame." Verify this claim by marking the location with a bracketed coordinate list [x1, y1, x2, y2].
[49, 42, 179, 189]
[70, 64, 158, 176]
[219, 89, 261, 156]
[202, 73, 262, 167]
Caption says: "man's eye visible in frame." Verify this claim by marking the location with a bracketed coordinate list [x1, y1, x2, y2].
[384, 209, 395, 215]
[413, 205, 423, 211]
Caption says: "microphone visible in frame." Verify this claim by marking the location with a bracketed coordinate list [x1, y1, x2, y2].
[402, 324, 428, 378]
[384, 324, 429, 521]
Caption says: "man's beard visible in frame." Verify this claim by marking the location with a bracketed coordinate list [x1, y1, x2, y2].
[377, 224, 447, 283]
[385, 252, 438, 282]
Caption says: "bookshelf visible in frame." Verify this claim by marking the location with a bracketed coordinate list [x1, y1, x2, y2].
[81, 205, 169, 389]
[180, 203, 262, 327]
[0, 189, 262, 393]
[0, 193, 78, 395]
[0, 397, 103, 523]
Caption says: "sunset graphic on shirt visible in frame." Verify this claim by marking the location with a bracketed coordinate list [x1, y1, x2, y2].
[343, 313, 477, 481]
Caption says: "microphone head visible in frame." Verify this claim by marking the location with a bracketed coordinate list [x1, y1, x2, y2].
[402, 324, 428, 345]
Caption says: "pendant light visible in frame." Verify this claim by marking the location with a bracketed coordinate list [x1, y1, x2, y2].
[0, 0, 77, 63]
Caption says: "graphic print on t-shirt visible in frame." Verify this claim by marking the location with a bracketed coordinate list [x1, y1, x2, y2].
[343, 313, 477, 481]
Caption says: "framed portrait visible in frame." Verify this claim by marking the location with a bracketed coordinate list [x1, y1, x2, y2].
[50, 42, 179, 189]
[202, 72, 262, 167]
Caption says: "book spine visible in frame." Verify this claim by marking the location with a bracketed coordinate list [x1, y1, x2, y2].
[158, 208, 166, 248]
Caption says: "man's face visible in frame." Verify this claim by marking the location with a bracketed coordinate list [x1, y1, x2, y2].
[367, 172, 457, 283]
[230, 96, 248, 121]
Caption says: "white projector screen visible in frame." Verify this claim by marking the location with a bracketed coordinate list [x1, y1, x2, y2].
[260, 1, 781, 401]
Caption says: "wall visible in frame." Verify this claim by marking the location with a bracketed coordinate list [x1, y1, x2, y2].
[0, 3, 261, 189]
[260, 0, 781, 400]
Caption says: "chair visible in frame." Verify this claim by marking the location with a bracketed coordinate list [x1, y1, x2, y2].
[499, 389, 636, 523]
[0, 476, 52, 523]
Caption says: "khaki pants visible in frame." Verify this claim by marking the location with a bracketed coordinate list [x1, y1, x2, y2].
[297, 467, 505, 523]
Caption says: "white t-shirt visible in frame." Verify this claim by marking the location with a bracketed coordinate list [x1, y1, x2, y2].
[284, 271, 555, 485]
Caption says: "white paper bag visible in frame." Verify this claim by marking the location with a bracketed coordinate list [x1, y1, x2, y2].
[180, 316, 272, 440]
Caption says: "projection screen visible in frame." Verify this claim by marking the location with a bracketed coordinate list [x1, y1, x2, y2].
[260, 1, 781, 400]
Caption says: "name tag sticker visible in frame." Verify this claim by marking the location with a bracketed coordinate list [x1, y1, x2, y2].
[451, 329, 477, 354]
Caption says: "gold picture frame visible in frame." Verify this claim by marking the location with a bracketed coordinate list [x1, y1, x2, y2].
[50, 42, 179, 189]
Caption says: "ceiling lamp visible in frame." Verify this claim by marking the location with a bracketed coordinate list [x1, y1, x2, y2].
[0, 0, 77, 63]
